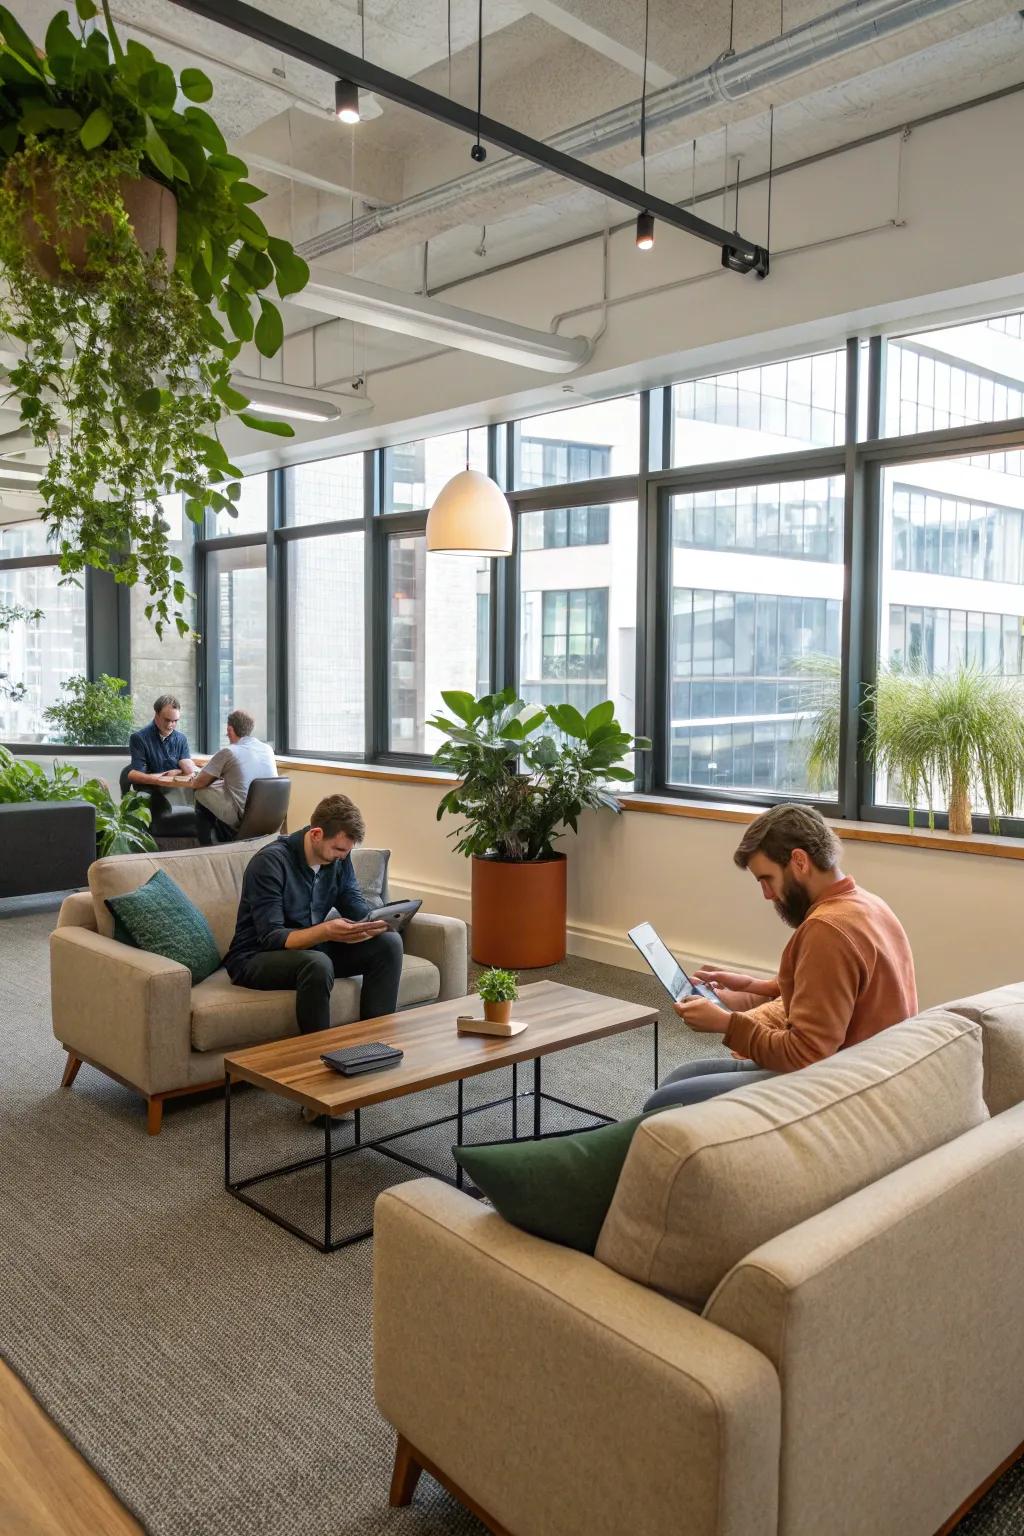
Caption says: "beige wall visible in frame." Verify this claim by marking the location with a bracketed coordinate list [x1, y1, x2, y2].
[284, 765, 1022, 1011]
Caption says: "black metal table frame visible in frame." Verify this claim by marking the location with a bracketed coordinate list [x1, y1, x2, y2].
[224, 1018, 659, 1253]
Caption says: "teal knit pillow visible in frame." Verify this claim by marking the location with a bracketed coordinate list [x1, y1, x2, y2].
[106, 870, 221, 984]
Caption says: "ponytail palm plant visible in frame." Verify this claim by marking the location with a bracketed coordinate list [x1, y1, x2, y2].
[797, 656, 1024, 835]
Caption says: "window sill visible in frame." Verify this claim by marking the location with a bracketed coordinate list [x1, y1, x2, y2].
[247, 757, 1024, 861]
[620, 794, 1024, 860]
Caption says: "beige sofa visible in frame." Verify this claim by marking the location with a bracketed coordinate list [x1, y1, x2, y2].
[50, 839, 468, 1134]
[374, 985, 1024, 1536]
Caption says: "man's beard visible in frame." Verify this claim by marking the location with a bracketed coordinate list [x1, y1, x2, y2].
[774, 870, 813, 929]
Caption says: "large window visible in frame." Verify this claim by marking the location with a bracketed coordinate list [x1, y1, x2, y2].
[0, 557, 87, 742]
[387, 536, 491, 753]
[384, 429, 488, 513]
[129, 495, 196, 734]
[517, 501, 638, 733]
[287, 454, 364, 526]
[666, 476, 845, 798]
[210, 471, 269, 536]
[514, 398, 639, 488]
[672, 350, 847, 466]
[205, 544, 267, 740]
[287, 531, 365, 755]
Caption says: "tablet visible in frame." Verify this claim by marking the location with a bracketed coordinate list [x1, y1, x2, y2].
[370, 898, 422, 933]
[627, 922, 728, 1008]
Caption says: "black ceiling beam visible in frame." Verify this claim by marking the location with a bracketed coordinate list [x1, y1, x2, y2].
[168, 0, 769, 277]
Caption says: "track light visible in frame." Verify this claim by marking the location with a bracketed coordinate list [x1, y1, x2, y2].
[334, 78, 360, 124]
[636, 210, 655, 251]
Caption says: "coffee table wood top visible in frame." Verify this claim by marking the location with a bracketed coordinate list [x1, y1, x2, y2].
[224, 980, 657, 1115]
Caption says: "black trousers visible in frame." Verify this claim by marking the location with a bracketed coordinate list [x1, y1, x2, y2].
[229, 933, 404, 1033]
[195, 801, 236, 847]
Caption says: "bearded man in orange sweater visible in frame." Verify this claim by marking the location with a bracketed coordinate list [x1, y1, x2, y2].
[644, 803, 918, 1111]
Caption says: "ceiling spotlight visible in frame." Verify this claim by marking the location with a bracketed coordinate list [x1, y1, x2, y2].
[636, 210, 655, 251]
[334, 79, 360, 124]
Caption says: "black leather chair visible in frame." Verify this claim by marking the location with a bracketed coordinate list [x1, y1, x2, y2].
[233, 776, 291, 841]
[119, 764, 198, 846]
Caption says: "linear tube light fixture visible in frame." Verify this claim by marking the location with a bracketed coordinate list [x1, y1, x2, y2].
[287, 265, 591, 374]
[234, 381, 343, 422]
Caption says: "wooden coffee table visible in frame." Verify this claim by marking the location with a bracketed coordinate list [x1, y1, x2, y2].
[223, 980, 659, 1252]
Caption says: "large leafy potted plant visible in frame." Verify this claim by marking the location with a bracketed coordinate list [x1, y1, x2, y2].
[0, 3, 310, 636]
[798, 659, 1024, 835]
[429, 687, 649, 966]
[42, 671, 134, 744]
[0, 742, 156, 859]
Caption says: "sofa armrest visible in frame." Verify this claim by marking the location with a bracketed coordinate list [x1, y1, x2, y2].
[374, 1180, 780, 1536]
[56, 890, 97, 930]
[402, 913, 468, 1001]
[49, 928, 193, 1096]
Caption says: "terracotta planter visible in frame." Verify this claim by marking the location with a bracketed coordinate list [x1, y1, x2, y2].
[471, 853, 567, 968]
[21, 175, 178, 283]
[482, 999, 513, 1026]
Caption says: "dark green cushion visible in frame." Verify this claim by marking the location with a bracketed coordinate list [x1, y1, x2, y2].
[105, 869, 221, 984]
[453, 1113, 655, 1255]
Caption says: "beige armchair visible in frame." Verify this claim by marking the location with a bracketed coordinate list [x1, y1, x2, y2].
[50, 840, 468, 1133]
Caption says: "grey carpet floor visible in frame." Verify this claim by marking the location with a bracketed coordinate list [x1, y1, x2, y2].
[0, 901, 1021, 1535]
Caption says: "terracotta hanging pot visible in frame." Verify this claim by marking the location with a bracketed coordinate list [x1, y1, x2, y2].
[471, 852, 567, 968]
[20, 174, 178, 283]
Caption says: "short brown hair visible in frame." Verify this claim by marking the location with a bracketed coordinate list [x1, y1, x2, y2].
[153, 694, 180, 715]
[227, 708, 254, 738]
[734, 804, 841, 873]
[310, 793, 365, 843]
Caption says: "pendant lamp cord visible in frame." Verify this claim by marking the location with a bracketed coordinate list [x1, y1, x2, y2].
[447, 0, 452, 98]
[475, 0, 483, 151]
[766, 103, 775, 258]
[640, 0, 649, 194]
[360, 0, 365, 58]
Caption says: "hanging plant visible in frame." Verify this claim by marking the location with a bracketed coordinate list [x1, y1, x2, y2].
[0, 2, 311, 635]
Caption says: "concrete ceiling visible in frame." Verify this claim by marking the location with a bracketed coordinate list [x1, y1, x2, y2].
[4, 0, 1024, 460]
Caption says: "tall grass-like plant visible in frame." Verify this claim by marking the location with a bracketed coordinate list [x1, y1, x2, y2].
[868, 666, 1024, 835]
[796, 656, 1024, 834]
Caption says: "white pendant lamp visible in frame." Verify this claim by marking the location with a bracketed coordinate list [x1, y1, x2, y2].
[426, 468, 512, 556]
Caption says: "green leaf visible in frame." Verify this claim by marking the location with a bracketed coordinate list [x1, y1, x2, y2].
[238, 413, 295, 437]
[207, 151, 247, 179]
[138, 64, 178, 114]
[223, 288, 253, 342]
[143, 115, 174, 179]
[634, 737, 652, 751]
[267, 236, 309, 298]
[79, 106, 112, 151]
[230, 180, 267, 205]
[182, 105, 226, 154]
[213, 379, 250, 411]
[180, 66, 213, 102]
[603, 767, 635, 782]
[547, 703, 587, 739]
[441, 690, 478, 725]
[584, 699, 615, 734]
[45, 10, 77, 60]
[0, 6, 45, 73]
[190, 256, 213, 303]
[236, 204, 269, 249]
[134, 387, 162, 414]
[75, 0, 98, 17]
[254, 297, 284, 357]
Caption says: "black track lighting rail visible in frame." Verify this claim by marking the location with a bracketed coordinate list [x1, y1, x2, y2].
[168, 0, 769, 277]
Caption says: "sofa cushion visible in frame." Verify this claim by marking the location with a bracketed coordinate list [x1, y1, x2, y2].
[89, 840, 273, 953]
[190, 952, 440, 1052]
[595, 1013, 987, 1310]
[106, 870, 220, 985]
[927, 983, 1024, 1115]
[351, 846, 390, 908]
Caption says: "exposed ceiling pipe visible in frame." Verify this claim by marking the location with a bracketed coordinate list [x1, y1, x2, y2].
[298, 0, 992, 260]
[286, 265, 592, 372]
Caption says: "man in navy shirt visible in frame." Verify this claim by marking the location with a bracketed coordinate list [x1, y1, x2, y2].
[225, 793, 402, 1033]
[127, 695, 197, 788]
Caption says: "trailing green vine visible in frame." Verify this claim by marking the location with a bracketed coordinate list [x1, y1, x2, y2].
[0, 3, 311, 635]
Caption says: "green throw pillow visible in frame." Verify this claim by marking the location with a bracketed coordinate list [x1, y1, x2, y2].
[106, 869, 221, 984]
[453, 1113, 655, 1255]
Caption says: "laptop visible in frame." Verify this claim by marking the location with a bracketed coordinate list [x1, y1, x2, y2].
[627, 921, 728, 1009]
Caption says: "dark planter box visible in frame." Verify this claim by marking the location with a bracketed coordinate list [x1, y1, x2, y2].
[0, 800, 97, 898]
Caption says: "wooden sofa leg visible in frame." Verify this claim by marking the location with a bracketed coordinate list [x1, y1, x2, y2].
[389, 1435, 423, 1506]
[60, 1052, 82, 1089]
[146, 1097, 164, 1136]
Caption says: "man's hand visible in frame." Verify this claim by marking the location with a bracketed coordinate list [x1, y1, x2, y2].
[154, 771, 179, 785]
[694, 967, 758, 991]
[673, 997, 730, 1033]
[322, 916, 389, 945]
[693, 967, 778, 1010]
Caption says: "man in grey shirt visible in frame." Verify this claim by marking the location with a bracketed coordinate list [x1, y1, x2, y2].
[188, 708, 277, 845]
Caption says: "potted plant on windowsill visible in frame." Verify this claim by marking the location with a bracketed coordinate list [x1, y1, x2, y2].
[799, 657, 1024, 835]
[0, 2, 310, 637]
[429, 687, 650, 967]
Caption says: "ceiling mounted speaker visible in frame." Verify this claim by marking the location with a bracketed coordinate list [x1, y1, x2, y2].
[426, 469, 512, 557]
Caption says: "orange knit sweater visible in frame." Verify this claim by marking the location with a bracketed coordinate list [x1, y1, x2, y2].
[723, 877, 918, 1073]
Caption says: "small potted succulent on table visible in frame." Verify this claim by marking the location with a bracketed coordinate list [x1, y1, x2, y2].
[476, 967, 519, 1028]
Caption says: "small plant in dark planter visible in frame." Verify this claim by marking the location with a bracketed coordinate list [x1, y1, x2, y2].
[476, 967, 519, 1027]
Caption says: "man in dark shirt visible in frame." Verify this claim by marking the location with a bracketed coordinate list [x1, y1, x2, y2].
[224, 792, 403, 1032]
[127, 694, 197, 788]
